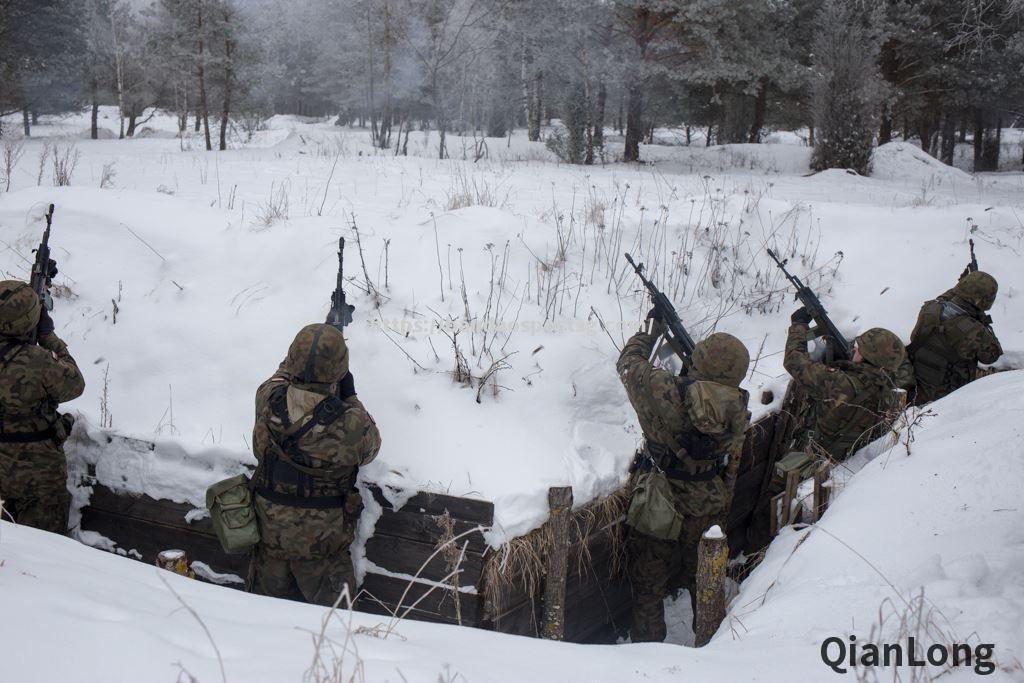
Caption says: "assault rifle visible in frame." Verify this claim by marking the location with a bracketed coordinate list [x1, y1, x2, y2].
[767, 248, 852, 363]
[624, 253, 696, 363]
[326, 237, 355, 331]
[960, 239, 978, 280]
[29, 204, 58, 344]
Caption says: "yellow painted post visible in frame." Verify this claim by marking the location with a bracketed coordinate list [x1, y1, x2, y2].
[694, 525, 729, 647]
[156, 549, 194, 578]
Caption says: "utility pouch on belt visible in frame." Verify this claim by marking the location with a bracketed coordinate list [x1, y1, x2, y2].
[344, 490, 363, 518]
[626, 470, 684, 541]
[206, 474, 260, 554]
[55, 413, 75, 443]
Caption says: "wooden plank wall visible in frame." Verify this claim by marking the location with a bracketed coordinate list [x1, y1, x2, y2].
[80, 482, 250, 578]
[726, 412, 779, 555]
[77, 404, 789, 644]
[354, 484, 494, 628]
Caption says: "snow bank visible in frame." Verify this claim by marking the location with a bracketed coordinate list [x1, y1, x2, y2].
[2, 371, 1023, 682]
[872, 141, 974, 184]
[729, 370, 1024, 677]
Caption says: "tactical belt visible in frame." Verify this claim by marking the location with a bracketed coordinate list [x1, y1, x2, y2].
[635, 440, 724, 481]
[0, 426, 57, 443]
[253, 486, 346, 509]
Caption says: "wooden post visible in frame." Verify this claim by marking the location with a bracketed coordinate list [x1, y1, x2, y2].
[156, 549, 193, 578]
[541, 486, 573, 641]
[891, 388, 909, 446]
[694, 525, 729, 647]
[781, 470, 799, 527]
[811, 464, 831, 523]
[893, 388, 908, 412]
[770, 491, 783, 537]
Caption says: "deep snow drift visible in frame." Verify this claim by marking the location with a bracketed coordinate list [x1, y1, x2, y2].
[1, 370, 1022, 682]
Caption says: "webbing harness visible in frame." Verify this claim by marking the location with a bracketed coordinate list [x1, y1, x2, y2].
[254, 384, 350, 508]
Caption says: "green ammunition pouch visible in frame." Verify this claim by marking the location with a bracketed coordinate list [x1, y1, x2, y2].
[769, 451, 819, 494]
[626, 470, 684, 541]
[206, 473, 260, 554]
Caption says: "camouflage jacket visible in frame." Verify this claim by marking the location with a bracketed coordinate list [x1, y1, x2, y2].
[252, 367, 381, 499]
[907, 293, 1002, 403]
[617, 331, 750, 517]
[784, 323, 897, 460]
[251, 369, 381, 559]
[0, 333, 84, 439]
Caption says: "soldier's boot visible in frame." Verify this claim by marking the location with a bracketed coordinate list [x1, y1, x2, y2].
[627, 530, 675, 643]
[5, 484, 70, 535]
[248, 546, 306, 602]
[292, 549, 357, 608]
[16, 494, 70, 535]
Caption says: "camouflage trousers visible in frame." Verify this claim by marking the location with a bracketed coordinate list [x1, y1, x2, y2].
[0, 443, 69, 535]
[248, 544, 356, 607]
[627, 514, 718, 643]
[247, 493, 358, 607]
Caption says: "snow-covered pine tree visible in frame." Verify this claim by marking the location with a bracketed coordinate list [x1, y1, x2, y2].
[809, 0, 886, 175]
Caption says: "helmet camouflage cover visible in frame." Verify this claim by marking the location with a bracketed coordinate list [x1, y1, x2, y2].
[952, 271, 998, 311]
[691, 332, 750, 387]
[0, 280, 41, 338]
[855, 327, 905, 372]
[281, 323, 349, 387]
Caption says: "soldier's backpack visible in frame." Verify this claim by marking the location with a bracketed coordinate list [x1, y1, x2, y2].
[206, 474, 260, 554]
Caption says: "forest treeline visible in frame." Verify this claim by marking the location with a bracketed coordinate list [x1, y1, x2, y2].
[1, 0, 1022, 173]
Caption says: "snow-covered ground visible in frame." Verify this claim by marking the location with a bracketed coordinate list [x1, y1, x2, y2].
[1, 108, 1022, 550]
[2, 370, 1022, 682]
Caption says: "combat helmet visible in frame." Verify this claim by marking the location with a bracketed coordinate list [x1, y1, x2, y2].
[282, 323, 349, 390]
[691, 332, 750, 387]
[855, 328, 905, 372]
[0, 280, 41, 339]
[952, 271, 998, 311]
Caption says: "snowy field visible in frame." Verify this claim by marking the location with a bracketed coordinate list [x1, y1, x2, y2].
[1, 109, 1024, 680]
[1, 108, 1022, 547]
[1, 370, 1022, 681]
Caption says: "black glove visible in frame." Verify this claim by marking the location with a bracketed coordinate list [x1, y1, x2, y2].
[979, 313, 993, 326]
[336, 371, 356, 400]
[46, 258, 58, 279]
[37, 308, 55, 336]
[790, 307, 812, 326]
[646, 307, 664, 323]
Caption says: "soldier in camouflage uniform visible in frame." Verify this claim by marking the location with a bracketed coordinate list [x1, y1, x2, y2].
[907, 271, 1002, 405]
[785, 308, 906, 460]
[0, 280, 85, 534]
[248, 323, 381, 606]
[618, 312, 751, 642]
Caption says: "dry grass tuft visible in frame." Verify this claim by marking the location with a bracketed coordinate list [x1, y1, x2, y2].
[480, 487, 630, 617]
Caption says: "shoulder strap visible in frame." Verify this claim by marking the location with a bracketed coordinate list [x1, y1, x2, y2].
[0, 342, 25, 373]
[283, 395, 348, 446]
